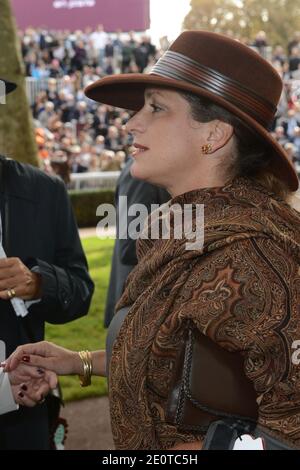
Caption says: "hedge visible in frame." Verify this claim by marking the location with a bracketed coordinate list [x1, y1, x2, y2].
[69, 189, 115, 228]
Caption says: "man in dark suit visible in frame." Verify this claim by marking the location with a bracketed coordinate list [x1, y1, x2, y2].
[0, 79, 94, 449]
[104, 157, 169, 327]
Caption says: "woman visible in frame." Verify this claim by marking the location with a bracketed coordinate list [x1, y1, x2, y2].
[4, 31, 300, 450]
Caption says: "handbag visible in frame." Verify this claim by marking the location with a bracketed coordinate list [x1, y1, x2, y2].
[202, 419, 298, 450]
[166, 321, 258, 432]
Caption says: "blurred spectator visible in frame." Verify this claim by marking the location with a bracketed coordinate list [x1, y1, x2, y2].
[252, 31, 268, 58]
[89, 153, 101, 171]
[38, 101, 56, 127]
[272, 45, 287, 66]
[46, 78, 59, 103]
[94, 134, 105, 154]
[133, 35, 156, 72]
[90, 24, 108, 67]
[115, 150, 126, 169]
[288, 47, 300, 75]
[49, 59, 64, 78]
[105, 125, 124, 152]
[292, 127, 300, 159]
[288, 31, 300, 55]
[100, 150, 121, 171]
[272, 126, 289, 147]
[50, 151, 71, 184]
[284, 142, 297, 166]
[280, 109, 300, 140]
[70, 145, 88, 173]
[71, 40, 87, 72]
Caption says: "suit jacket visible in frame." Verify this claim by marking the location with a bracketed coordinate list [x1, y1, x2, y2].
[0, 156, 94, 449]
[104, 158, 169, 327]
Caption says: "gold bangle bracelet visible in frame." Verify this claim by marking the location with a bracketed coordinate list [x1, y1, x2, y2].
[78, 350, 92, 387]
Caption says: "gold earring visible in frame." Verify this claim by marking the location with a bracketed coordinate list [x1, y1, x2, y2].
[201, 143, 212, 154]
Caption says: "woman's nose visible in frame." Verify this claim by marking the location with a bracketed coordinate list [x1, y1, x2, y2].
[126, 110, 145, 134]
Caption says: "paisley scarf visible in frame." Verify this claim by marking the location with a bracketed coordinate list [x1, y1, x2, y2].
[109, 177, 300, 449]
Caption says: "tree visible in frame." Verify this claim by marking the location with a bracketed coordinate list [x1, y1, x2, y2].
[183, 0, 300, 47]
[0, 0, 38, 165]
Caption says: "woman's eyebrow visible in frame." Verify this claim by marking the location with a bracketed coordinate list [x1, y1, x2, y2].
[145, 90, 165, 100]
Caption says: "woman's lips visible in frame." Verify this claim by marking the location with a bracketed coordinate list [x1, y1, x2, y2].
[132, 143, 149, 157]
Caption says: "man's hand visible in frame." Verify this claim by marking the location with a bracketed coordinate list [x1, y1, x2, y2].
[0, 258, 42, 300]
[8, 363, 57, 407]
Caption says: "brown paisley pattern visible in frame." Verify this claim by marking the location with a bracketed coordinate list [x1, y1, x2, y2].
[109, 177, 300, 449]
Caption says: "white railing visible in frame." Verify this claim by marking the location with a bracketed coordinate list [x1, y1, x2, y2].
[25, 77, 64, 105]
[69, 171, 120, 191]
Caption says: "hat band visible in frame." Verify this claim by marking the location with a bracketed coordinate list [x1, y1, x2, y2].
[150, 51, 276, 128]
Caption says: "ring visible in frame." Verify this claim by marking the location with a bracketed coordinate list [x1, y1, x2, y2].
[38, 397, 46, 404]
[7, 289, 16, 299]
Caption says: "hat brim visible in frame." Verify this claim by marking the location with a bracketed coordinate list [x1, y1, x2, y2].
[85, 74, 299, 191]
[0, 78, 17, 95]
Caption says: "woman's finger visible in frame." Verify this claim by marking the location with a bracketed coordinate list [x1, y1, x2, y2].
[21, 355, 56, 371]
[34, 381, 52, 400]
[4, 342, 54, 371]
[14, 389, 38, 408]
[16, 381, 49, 405]
[11, 363, 45, 380]
[44, 370, 58, 389]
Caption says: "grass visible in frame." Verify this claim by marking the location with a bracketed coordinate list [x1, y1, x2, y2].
[45, 237, 114, 402]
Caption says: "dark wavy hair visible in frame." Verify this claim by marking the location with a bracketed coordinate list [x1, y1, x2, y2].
[181, 91, 291, 201]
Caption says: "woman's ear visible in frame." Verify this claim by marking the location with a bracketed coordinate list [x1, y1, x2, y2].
[207, 121, 234, 152]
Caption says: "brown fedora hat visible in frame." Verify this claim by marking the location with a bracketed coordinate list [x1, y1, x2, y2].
[85, 31, 299, 191]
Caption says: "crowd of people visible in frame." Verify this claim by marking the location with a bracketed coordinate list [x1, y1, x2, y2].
[18, 26, 300, 184]
[21, 26, 158, 185]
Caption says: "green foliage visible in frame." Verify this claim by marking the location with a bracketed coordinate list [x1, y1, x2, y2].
[45, 237, 114, 401]
[0, 0, 38, 165]
[69, 189, 115, 228]
[184, 0, 300, 46]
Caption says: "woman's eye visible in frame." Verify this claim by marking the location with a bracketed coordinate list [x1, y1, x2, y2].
[150, 103, 162, 113]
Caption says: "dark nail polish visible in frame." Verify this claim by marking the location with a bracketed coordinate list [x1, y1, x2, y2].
[22, 355, 30, 363]
[37, 368, 44, 375]
[21, 384, 27, 391]
[18, 392, 24, 398]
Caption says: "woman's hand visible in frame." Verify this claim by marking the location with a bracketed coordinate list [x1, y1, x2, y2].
[2, 341, 82, 376]
[8, 363, 57, 407]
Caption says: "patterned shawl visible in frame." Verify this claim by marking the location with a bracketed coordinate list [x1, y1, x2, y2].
[109, 176, 300, 449]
